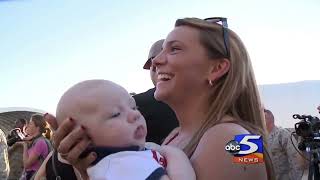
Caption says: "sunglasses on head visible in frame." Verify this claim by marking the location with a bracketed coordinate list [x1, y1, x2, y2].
[204, 17, 230, 58]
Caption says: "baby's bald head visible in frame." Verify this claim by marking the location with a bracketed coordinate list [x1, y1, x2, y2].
[56, 79, 129, 125]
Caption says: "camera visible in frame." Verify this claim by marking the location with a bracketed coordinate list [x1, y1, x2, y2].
[294, 114, 320, 139]
[7, 128, 26, 146]
[293, 113, 320, 179]
[293, 114, 320, 151]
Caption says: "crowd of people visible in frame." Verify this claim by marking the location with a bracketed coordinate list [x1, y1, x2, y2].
[0, 17, 319, 180]
[0, 115, 52, 180]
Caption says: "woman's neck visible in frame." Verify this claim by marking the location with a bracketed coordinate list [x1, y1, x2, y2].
[31, 132, 41, 138]
[170, 93, 209, 135]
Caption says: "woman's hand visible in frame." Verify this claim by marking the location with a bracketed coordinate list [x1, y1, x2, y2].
[14, 135, 31, 146]
[48, 117, 97, 179]
[157, 145, 196, 180]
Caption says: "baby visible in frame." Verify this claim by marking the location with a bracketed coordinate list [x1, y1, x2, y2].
[55, 79, 193, 180]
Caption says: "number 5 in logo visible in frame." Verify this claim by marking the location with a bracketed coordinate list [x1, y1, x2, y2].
[237, 135, 261, 155]
[229, 134, 264, 164]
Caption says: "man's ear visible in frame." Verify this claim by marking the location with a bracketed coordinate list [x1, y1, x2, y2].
[208, 58, 230, 82]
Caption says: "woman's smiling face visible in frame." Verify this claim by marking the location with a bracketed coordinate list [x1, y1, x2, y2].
[153, 26, 213, 104]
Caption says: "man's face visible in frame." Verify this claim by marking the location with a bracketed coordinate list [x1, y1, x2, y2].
[150, 64, 157, 86]
[263, 109, 274, 132]
[15, 120, 25, 130]
[146, 39, 164, 86]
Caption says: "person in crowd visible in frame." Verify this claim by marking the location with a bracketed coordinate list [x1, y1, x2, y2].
[7, 118, 27, 142]
[15, 118, 27, 133]
[264, 108, 306, 180]
[34, 113, 81, 180]
[134, 39, 179, 144]
[43, 113, 58, 132]
[7, 118, 27, 180]
[45, 17, 274, 180]
[317, 105, 320, 113]
[17, 114, 52, 180]
[0, 128, 10, 180]
[40, 79, 195, 180]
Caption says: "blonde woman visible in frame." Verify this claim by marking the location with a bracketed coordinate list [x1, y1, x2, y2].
[48, 17, 274, 180]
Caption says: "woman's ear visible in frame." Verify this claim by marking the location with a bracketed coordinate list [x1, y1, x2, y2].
[208, 58, 230, 82]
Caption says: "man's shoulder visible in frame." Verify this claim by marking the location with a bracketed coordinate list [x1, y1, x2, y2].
[133, 88, 171, 113]
[275, 126, 292, 137]
[133, 88, 155, 101]
[135, 88, 155, 96]
[270, 126, 288, 135]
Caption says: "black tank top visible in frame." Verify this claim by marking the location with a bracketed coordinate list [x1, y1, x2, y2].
[45, 151, 77, 180]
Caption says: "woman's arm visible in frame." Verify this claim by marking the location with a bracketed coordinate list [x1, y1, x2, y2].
[21, 142, 39, 168]
[190, 123, 268, 180]
[157, 145, 196, 180]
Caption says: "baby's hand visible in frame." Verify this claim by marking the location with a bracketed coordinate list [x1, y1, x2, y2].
[158, 145, 196, 180]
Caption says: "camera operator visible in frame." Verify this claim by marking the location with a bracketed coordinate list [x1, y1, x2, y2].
[7, 118, 27, 148]
[264, 108, 306, 180]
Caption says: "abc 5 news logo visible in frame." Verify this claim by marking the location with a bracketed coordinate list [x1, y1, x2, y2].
[225, 134, 264, 164]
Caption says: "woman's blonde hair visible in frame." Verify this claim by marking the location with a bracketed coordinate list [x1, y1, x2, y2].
[30, 113, 52, 139]
[175, 18, 274, 179]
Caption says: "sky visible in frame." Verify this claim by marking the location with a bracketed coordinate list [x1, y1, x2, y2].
[0, 0, 319, 115]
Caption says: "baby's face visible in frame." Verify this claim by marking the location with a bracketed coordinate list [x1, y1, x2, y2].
[76, 82, 147, 149]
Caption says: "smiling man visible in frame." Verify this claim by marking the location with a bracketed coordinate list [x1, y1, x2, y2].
[134, 39, 178, 145]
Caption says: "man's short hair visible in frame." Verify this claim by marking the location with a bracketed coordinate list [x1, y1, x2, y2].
[15, 118, 27, 125]
[264, 109, 274, 120]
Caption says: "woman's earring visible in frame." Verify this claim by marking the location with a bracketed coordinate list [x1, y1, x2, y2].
[209, 80, 213, 86]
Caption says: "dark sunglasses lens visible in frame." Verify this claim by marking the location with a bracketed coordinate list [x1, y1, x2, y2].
[205, 18, 220, 23]
[204, 17, 229, 57]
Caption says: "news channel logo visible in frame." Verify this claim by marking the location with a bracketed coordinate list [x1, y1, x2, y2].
[225, 134, 264, 164]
